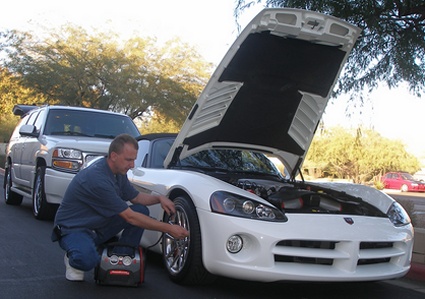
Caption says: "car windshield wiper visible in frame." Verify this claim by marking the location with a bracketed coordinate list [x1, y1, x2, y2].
[50, 131, 91, 137]
[175, 165, 229, 173]
[93, 134, 116, 139]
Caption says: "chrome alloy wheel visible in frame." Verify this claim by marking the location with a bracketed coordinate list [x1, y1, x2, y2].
[163, 207, 190, 274]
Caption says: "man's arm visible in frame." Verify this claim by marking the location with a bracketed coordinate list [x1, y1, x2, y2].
[130, 193, 175, 215]
[119, 207, 189, 239]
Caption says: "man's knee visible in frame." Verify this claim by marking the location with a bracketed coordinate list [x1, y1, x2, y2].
[68, 248, 99, 271]
[61, 231, 100, 271]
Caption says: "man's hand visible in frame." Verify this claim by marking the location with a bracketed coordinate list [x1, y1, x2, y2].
[128, 193, 189, 238]
[168, 223, 190, 239]
[159, 195, 176, 216]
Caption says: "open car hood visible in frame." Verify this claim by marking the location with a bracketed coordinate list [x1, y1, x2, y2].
[164, 9, 360, 177]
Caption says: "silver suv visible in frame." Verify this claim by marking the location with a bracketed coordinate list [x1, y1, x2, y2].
[3, 105, 141, 220]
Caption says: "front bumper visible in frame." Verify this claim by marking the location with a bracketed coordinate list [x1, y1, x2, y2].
[44, 167, 75, 204]
[198, 210, 413, 282]
[411, 185, 425, 192]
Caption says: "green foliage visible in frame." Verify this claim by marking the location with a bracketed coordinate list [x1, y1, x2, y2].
[235, 1, 425, 100]
[304, 126, 421, 183]
[0, 68, 48, 141]
[1, 26, 212, 127]
[139, 111, 181, 134]
[373, 178, 385, 190]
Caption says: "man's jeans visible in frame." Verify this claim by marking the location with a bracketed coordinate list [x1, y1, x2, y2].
[59, 204, 149, 271]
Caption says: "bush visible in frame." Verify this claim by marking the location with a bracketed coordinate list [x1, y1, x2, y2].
[373, 179, 385, 190]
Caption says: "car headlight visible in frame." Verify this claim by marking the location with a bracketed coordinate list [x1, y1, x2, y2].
[387, 202, 411, 227]
[52, 148, 83, 172]
[210, 191, 287, 222]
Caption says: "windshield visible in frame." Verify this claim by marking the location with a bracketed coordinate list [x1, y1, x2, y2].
[44, 109, 140, 138]
[180, 149, 281, 175]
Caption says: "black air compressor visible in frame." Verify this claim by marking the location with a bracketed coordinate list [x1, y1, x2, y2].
[94, 243, 145, 287]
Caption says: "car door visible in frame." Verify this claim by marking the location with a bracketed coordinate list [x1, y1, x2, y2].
[391, 173, 404, 190]
[8, 116, 29, 181]
[384, 173, 396, 189]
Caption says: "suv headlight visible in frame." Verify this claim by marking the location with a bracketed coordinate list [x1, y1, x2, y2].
[387, 202, 411, 227]
[52, 148, 83, 172]
[210, 191, 287, 222]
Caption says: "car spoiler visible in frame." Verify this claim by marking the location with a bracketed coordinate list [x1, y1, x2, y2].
[12, 105, 39, 118]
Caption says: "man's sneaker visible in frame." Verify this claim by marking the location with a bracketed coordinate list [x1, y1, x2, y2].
[64, 254, 84, 281]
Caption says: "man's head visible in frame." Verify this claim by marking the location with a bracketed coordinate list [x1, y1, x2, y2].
[107, 134, 139, 175]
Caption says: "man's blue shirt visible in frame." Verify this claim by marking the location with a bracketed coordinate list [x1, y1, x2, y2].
[54, 157, 139, 230]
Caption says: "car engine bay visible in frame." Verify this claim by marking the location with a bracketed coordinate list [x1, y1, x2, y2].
[233, 178, 386, 217]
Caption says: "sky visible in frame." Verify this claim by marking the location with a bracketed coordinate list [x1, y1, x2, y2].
[1, 0, 424, 158]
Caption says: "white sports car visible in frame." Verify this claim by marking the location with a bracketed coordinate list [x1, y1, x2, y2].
[128, 9, 413, 285]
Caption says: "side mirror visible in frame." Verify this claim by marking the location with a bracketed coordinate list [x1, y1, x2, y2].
[19, 124, 39, 137]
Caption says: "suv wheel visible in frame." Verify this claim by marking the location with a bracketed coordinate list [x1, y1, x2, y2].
[33, 166, 58, 220]
[4, 166, 23, 205]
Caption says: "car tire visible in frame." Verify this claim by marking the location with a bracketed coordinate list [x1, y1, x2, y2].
[3, 166, 23, 206]
[33, 166, 58, 220]
[162, 196, 216, 285]
[401, 184, 409, 192]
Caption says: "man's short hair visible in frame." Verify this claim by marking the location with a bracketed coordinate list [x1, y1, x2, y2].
[109, 134, 138, 157]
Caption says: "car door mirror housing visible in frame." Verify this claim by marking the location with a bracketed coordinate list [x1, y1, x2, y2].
[19, 124, 39, 137]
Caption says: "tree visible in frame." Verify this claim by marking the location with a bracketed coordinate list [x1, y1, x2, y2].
[235, 1, 425, 101]
[139, 111, 181, 134]
[0, 68, 47, 141]
[0, 26, 212, 127]
[304, 126, 420, 183]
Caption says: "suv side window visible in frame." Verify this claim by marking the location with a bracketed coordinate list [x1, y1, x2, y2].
[26, 110, 40, 126]
[33, 109, 46, 134]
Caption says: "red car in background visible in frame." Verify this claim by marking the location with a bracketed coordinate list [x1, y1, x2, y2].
[381, 172, 425, 192]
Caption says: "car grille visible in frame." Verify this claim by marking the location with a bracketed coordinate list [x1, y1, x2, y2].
[274, 240, 395, 266]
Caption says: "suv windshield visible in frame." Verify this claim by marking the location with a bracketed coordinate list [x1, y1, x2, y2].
[180, 149, 281, 175]
[44, 109, 140, 138]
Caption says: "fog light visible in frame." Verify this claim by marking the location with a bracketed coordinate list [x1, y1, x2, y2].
[226, 235, 243, 253]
